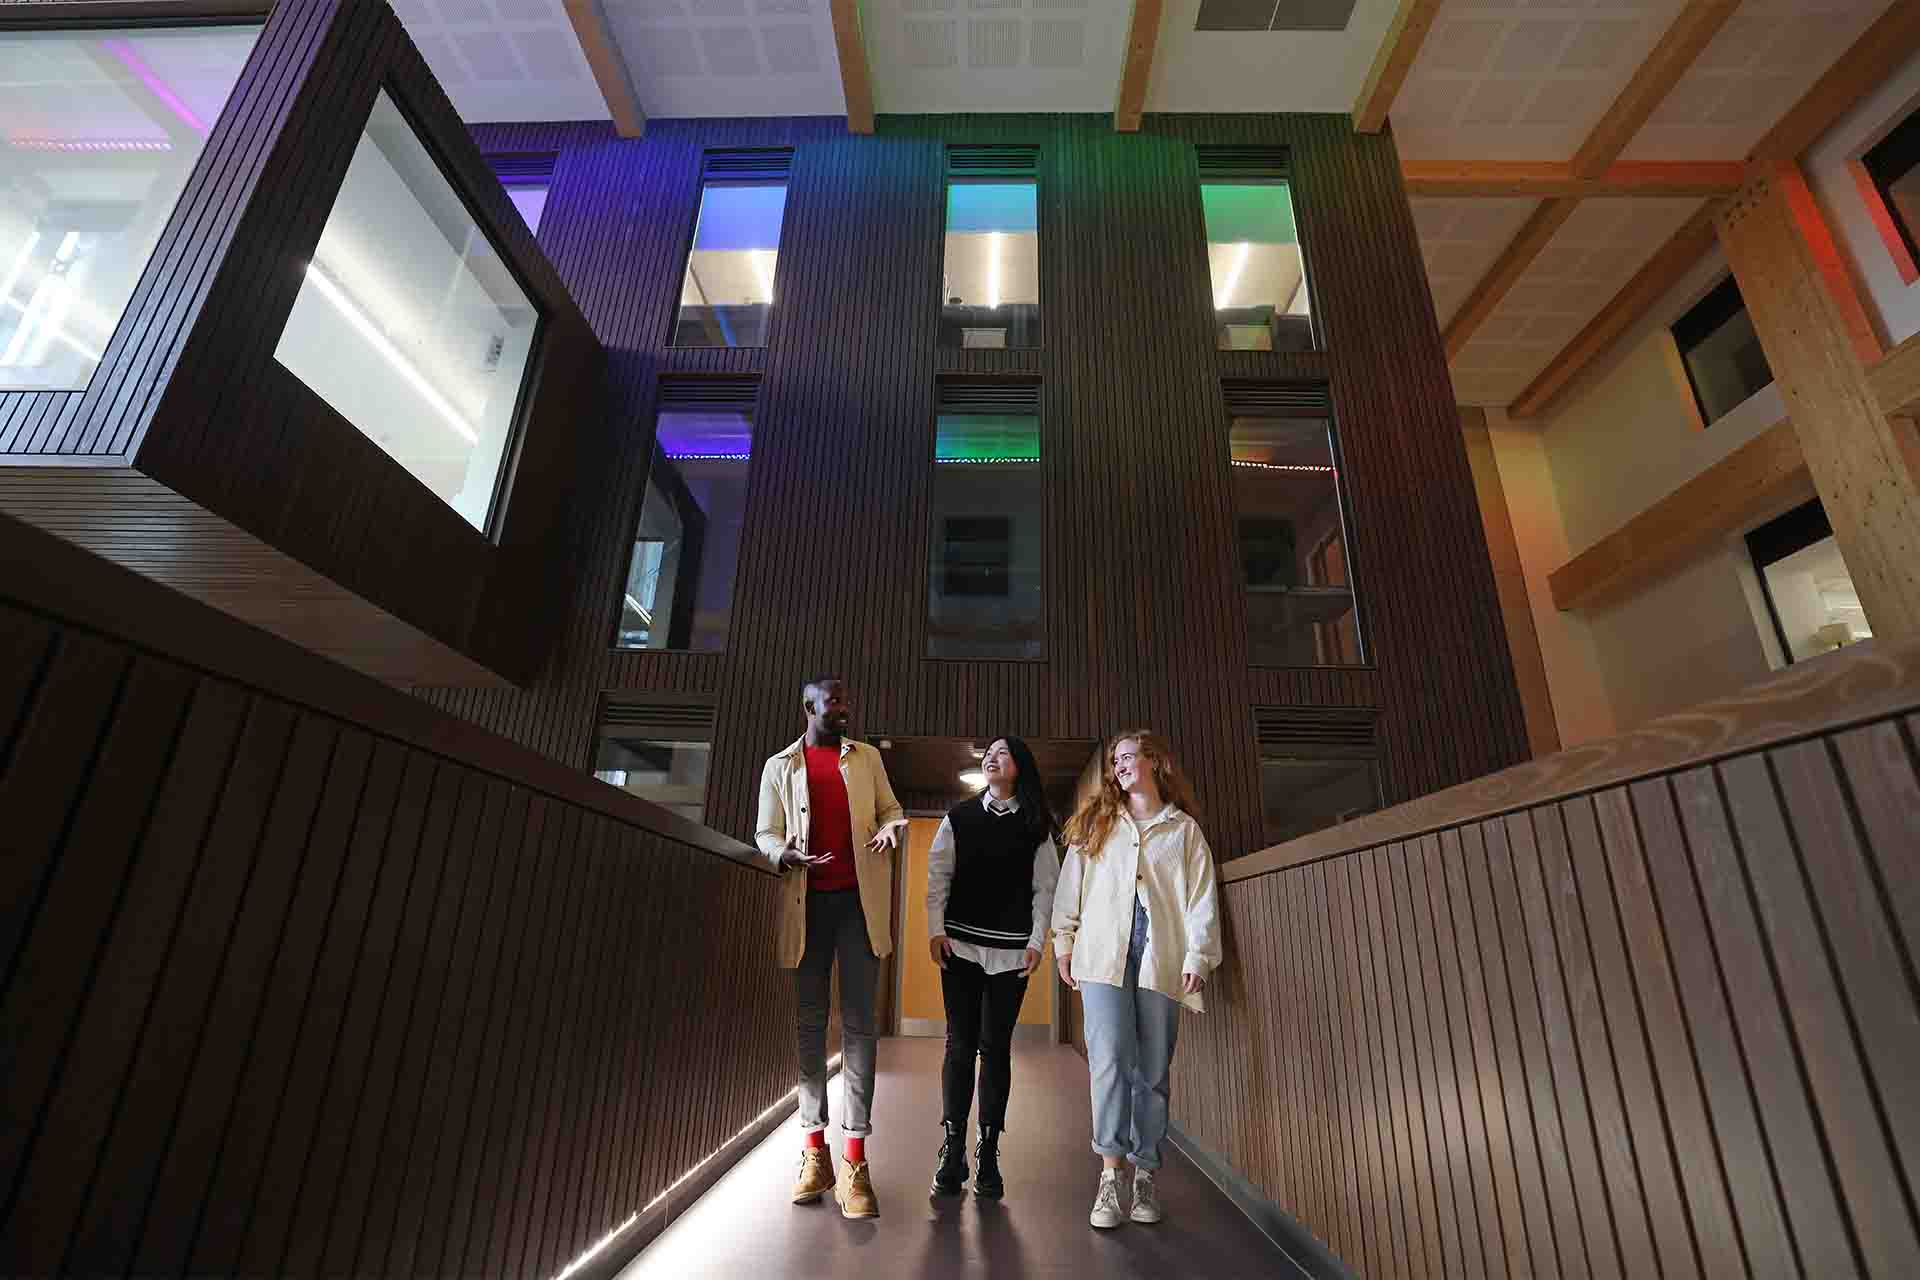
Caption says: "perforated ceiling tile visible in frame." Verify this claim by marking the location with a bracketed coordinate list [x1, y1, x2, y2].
[692, 0, 750, 16]
[496, 0, 556, 17]
[455, 30, 523, 79]
[1495, 20, 1571, 74]
[1523, 78, 1608, 125]
[618, 0, 693, 16]
[630, 24, 703, 75]
[411, 31, 467, 81]
[1461, 77, 1532, 125]
[1424, 19, 1506, 74]
[699, 24, 763, 74]
[904, 17, 961, 65]
[971, 0, 1022, 9]
[433, 0, 496, 23]
[513, 27, 581, 78]
[1029, 18, 1085, 68]
[760, 22, 821, 71]
[970, 17, 1023, 65]
[903, 0, 956, 9]
[757, 0, 813, 11]
[1557, 19, 1637, 72]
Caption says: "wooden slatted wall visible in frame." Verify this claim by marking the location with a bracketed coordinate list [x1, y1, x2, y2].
[0, 514, 792, 1280]
[418, 113, 1528, 860]
[1170, 641, 1920, 1277]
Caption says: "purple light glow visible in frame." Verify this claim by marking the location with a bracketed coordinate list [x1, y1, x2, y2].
[101, 39, 208, 134]
[9, 138, 173, 152]
[656, 411, 753, 458]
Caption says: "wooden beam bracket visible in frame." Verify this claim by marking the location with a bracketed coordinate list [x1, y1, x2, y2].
[830, 0, 876, 134]
[1114, 0, 1164, 133]
[563, 0, 646, 138]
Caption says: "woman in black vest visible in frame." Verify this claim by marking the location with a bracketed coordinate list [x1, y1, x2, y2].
[926, 735, 1061, 1199]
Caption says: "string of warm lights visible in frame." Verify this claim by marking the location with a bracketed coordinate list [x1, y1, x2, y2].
[1230, 460, 1334, 472]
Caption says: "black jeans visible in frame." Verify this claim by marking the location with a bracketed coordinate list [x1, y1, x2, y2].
[940, 954, 1029, 1129]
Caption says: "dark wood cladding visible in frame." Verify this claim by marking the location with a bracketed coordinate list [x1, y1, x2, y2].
[1171, 641, 1920, 1276]
[0, 510, 790, 1280]
[419, 112, 1526, 858]
[0, 0, 603, 687]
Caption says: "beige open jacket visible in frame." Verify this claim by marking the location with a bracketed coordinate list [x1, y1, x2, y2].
[754, 736, 906, 969]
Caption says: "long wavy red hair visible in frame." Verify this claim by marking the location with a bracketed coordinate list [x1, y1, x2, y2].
[1063, 729, 1199, 856]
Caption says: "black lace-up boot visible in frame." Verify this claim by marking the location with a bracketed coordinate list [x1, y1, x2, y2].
[932, 1121, 969, 1195]
[973, 1125, 1004, 1199]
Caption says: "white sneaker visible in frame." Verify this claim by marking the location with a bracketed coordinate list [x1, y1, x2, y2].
[1129, 1170, 1163, 1224]
[1089, 1169, 1126, 1229]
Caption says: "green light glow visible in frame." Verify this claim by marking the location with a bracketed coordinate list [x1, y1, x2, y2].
[1202, 182, 1298, 246]
[935, 413, 1041, 462]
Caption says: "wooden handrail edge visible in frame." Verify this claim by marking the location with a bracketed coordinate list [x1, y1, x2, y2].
[0, 509, 771, 874]
[1223, 632, 1920, 882]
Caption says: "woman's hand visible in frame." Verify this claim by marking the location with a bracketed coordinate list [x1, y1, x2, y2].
[1057, 953, 1076, 989]
[1181, 971, 1206, 995]
[1022, 948, 1042, 977]
[929, 935, 951, 970]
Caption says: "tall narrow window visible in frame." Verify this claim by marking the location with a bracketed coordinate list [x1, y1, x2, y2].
[928, 381, 1042, 659]
[942, 146, 1039, 350]
[488, 152, 556, 235]
[1255, 707, 1381, 845]
[0, 24, 260, 391]
[1672, 275, 1772, 425]
[673, 149, 790, 348]
[1199, 147, 1313, 352]
[277, 90, 542, 533]
[1746, 498, 1872, 664]
[1226, 382, 1363, 667]
[592, 696, 715, 824]
[616, 377, 758, 652]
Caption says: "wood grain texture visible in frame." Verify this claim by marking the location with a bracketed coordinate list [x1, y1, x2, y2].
[0, 543, 790, 1280]
[1172, 662, 1920, 1276]
[1442, 198, 1579, 358]
[0, 0, 605, 688]
[1569, 0, 1742, 178]
[414, 113, 1529, 861]
[1353, 0, 1445, 134]
[562, 0, 644, 137]
[828, 0, 874, 134]
[1114, 0, 1164, 133]
[1745, 0, 1920, 170]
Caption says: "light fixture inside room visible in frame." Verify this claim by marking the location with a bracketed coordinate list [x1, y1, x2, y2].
[303, 262, 479, 445]
[959, 770, 986, 789]
[751, 249, 776, 304]
[1215, 240, 1250, 310]
[986, 230, 1002, 311]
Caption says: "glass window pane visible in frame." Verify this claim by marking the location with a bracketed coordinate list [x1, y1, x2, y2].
[928, 413, 1041, 658]
[617, 409, 754, 651]
[942, 180, 1039, 349]
[505, 184, 548, 235]
[0, 25, 259, 391]
[1232, 415, 1362, 666]
[674, 181, 785, 347]
[274, 91, 540, 532]
[594, 735, 710, 823]
[1261, 757, 1379, 845]
[1761, 535, 1872, 663]
[1681, 310, 1771, 422]
[1204, 182, 1312, 352]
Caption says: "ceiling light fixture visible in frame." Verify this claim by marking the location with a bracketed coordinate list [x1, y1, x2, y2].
[304, 262, 479, 445]
[751, 249, 776, 304]
[1215, 241, 1250, 310]
[986, 231, 1002, 312]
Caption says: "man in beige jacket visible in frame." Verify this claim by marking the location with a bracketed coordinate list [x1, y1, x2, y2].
[755, 676, 905, 1219]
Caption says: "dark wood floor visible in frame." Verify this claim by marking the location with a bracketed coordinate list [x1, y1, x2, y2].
[617, 1037, 1302, 1279]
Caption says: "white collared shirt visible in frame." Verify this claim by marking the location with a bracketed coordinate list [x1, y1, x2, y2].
[926, 792, 1060, 977]
[1051, 805, 1222, 1012]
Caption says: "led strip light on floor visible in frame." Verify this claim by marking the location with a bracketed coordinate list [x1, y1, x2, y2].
[549, 1053, 844, 1280]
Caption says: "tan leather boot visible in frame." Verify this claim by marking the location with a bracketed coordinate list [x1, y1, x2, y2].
[791, 1148, 835, 1203]
[834, 1159, 880, 1219]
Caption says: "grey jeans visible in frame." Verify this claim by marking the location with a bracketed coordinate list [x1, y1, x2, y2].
[1079, 898, 1181, 1170]
[795, 889, 879, 1136]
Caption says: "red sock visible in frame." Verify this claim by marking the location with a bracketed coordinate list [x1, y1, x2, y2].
[803, 1131, 825, 1151]
[845, 1136, 865, 1162]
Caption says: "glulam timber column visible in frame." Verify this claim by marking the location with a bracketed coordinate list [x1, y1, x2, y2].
[1716, 163, 1920, 639]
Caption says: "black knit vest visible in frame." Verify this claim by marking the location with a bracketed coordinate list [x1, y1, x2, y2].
[944, 798, 1044, 950]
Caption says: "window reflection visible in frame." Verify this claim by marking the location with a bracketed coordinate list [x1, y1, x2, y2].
[928, 412, 1042, 658]
[1203, 182, 1312, 351]
[674, 181, 785, 347]
[1231, 415, 1362, 666]
[594, 735, 710, 824]
[0, 25, 259, 391]
[942, 180, 1040, 349]
[1260, 757, 1380, 846]
[617, 408, 754, 652]
[1673, 276, 1772, 425]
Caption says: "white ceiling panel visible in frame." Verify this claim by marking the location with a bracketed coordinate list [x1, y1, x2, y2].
[1148, 0, 1404, 113]
[604, 0, 846, 117]
[1622, 0, 1897, 160]
[389, 0, 611, 123]
[1411, 196, 1541, 328]
[865, 0, 1131, 114]
[1390, 0, 1689, 161]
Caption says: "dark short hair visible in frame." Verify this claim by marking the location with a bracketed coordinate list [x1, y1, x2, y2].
[801, 675, 843, 707]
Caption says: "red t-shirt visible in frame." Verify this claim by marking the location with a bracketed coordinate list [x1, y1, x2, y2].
[803, 745, 858, 893]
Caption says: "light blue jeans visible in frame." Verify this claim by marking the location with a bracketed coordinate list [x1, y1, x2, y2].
[1079, 898, 1181, 1171]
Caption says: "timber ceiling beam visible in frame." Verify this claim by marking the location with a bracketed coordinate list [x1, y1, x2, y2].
[1508, 4, 1920, 419]
[830, 0, 876, 134]
[1508, 203, 1720, 418]
[1403, 159, 1744, 198]
[1114, 0, 1163, 133]
[562, 0, 645, 138]
[1441, 0, 1733, 352]
[1353, 0, 1444, 134]
[1442, 198, 1578, 360]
